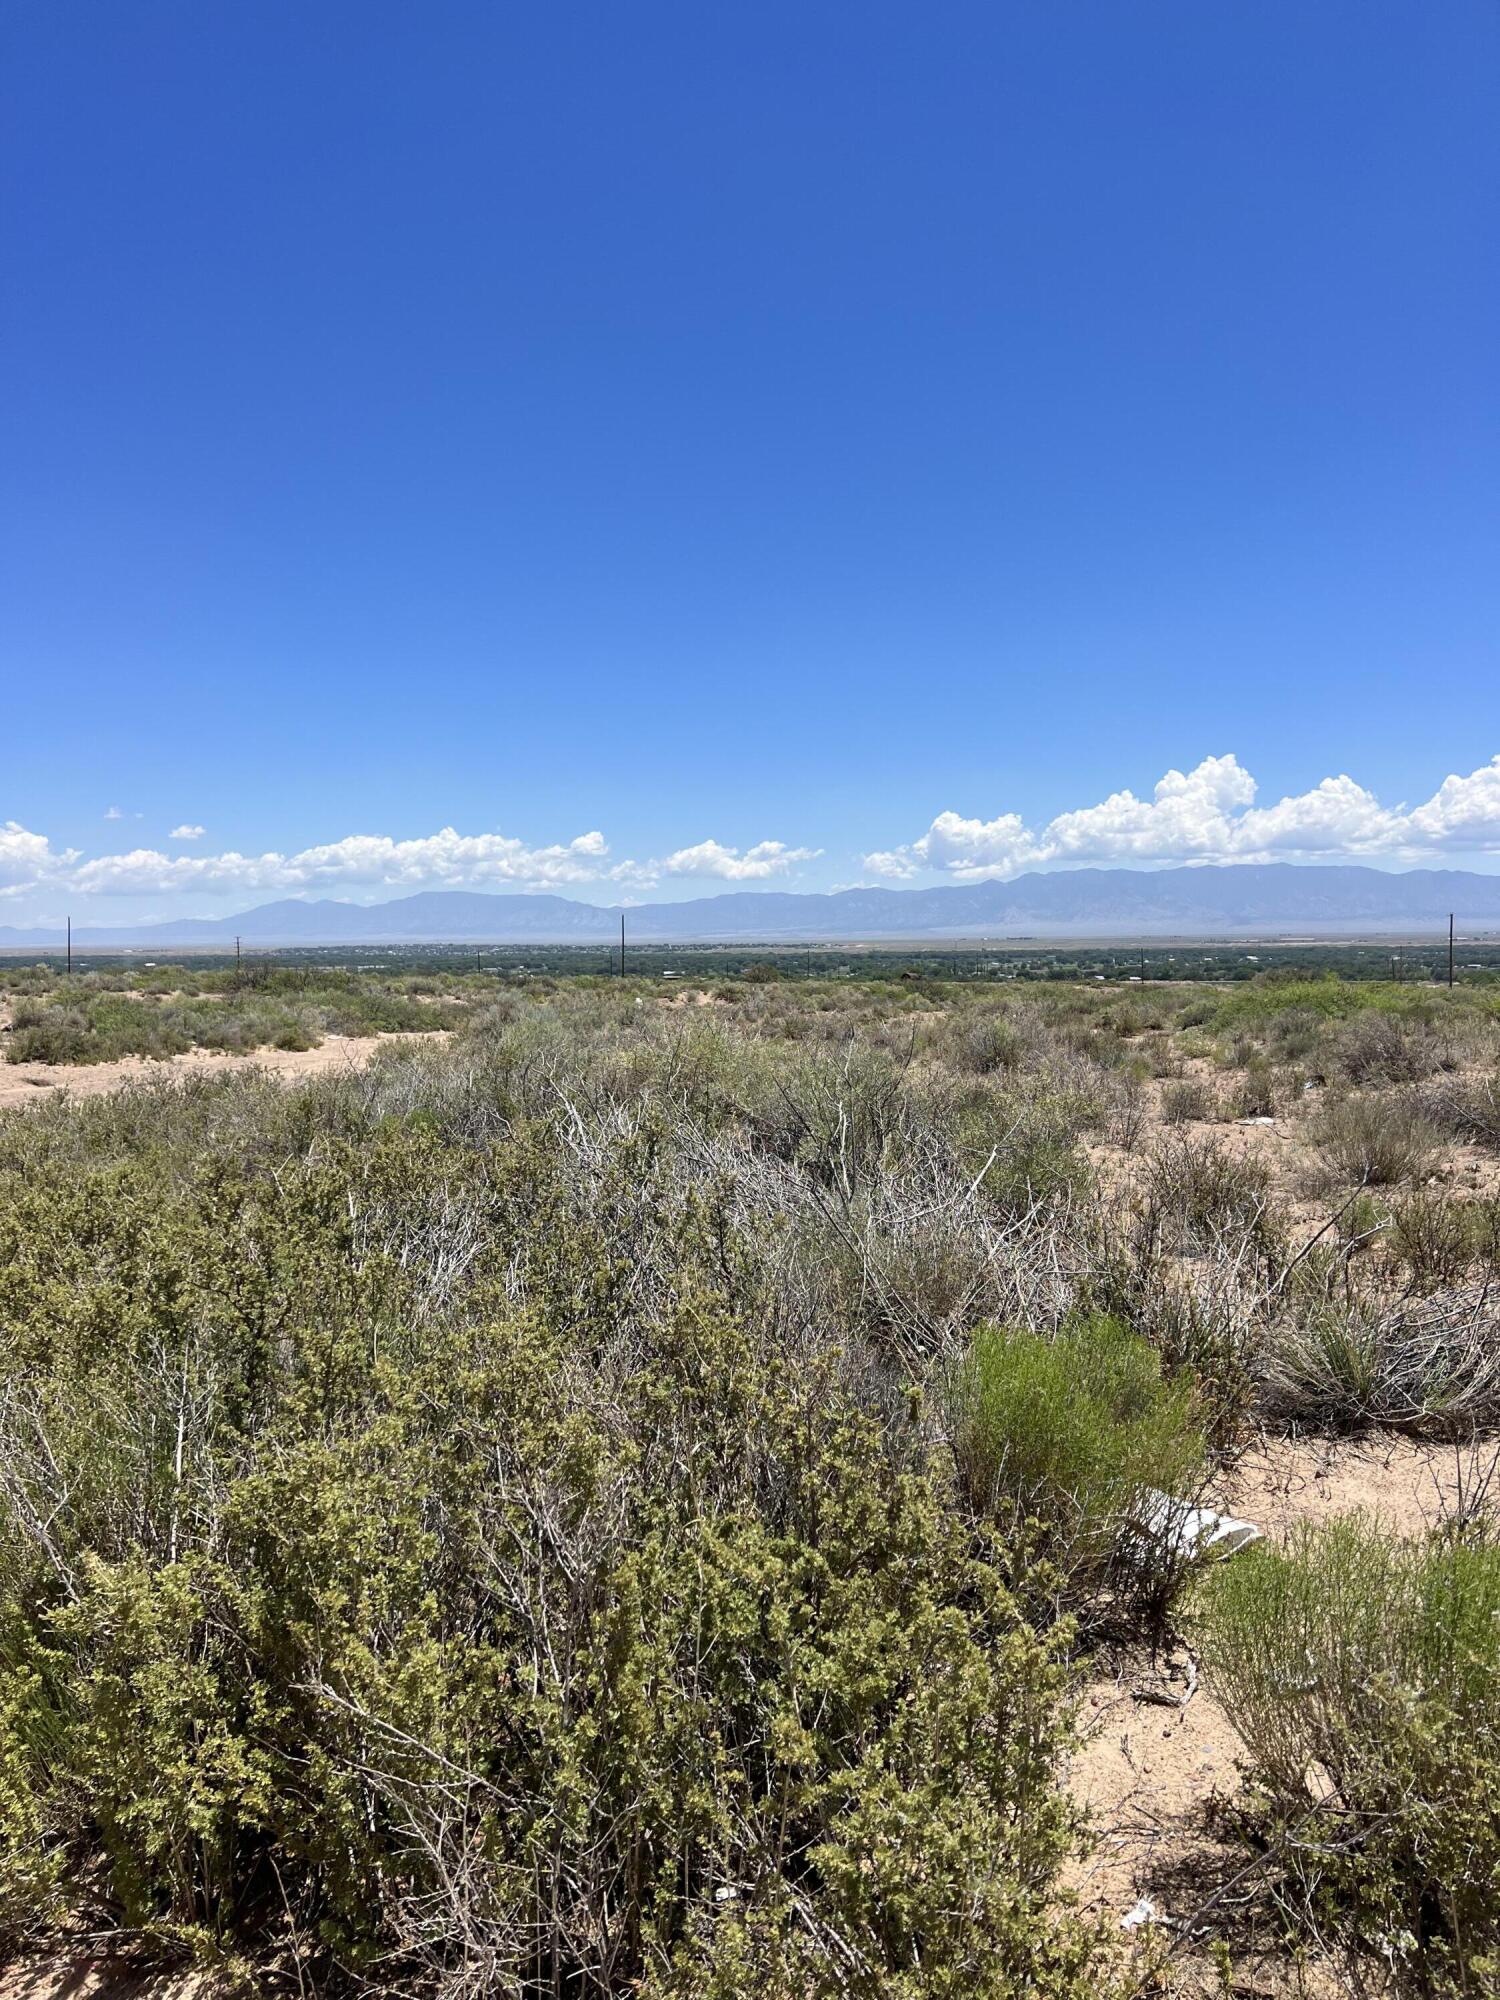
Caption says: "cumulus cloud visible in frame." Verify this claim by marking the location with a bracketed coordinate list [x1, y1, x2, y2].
[866, 754, 1500, 881]
[0, 822, 79, 897]
[0, 820, 821, 911]
[1406, 759, 1500, 849]
[862, 848, 920, 882]
[7, 759, 1500, 923]
[661, 839, 822, 881]
[103, 805, 124, 820]
[68, 827, 630, 899]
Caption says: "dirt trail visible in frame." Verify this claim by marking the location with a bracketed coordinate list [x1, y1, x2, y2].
[0, 1031, 450, 1112]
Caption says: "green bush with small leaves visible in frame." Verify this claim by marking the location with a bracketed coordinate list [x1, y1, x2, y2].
[0, 1059, 1109, 1997]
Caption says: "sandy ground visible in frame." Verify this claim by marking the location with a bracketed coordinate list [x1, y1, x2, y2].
[1066, 1431, 1492, 1993]
[1217, 1430, 1491, 1540]
[0, 1031, 449, 1113]
[0, 1966, 226, 2000]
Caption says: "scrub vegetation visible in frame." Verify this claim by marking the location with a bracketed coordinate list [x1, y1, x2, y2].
[1, 963, 1499, 1995]
[2, 964, 471, 1064]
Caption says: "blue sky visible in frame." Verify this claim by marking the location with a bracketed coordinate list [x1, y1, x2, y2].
[3, 0, 1498, 923]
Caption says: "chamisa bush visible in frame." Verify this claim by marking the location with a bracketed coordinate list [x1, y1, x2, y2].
[1194, 1516, 1500, 1994]
[946, 1316, 1207, 1627]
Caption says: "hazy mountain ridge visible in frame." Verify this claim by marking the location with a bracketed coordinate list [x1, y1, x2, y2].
[6, 864, 1500, 948]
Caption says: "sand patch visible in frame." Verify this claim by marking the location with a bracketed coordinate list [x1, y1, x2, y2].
[0, 1962, 242, 2000]
[0, 1031, 449, 1113]
[1217, 1431, 1495, 1541]
[1069, 1430, 1484, 1990]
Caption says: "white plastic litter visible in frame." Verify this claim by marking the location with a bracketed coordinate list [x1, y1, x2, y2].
[1138, 1488, 1262, 1560]
[1120, 1896, 1164, 1931]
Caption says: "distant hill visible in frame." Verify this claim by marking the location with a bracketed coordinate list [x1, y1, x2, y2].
[5, 864, 1500, 950]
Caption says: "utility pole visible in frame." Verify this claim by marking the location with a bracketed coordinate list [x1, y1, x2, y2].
[619, 913, 626, 979]
[1449, 914, 1455, 990]
[235, 935, 241, 975]
[66, 916, 71, 976]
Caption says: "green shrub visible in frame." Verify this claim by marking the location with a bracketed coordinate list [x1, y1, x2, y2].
[1194, 1517, 1500, 1992]
[948, 1317, 1207, 1624]
[6, 1006, 94, 1064]
[1100, 1069, 1147, 1150]
[973, 1096, 1090, 1213]
[0, 1074, 1109, 1994]
[1425, 1072, 1500, 1151]
[1226, 1060, 1276, 1120]
[949, 1009, 1024, 1075]
[3, 980, 457, 1067]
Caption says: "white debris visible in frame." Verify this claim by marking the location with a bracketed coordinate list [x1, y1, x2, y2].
[1237, 1115, 1275, 1126]
[1138, 1488, 1262, 1560]
[1120, 1896, 1164, 1931]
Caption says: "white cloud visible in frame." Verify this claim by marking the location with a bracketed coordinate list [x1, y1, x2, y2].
[1043, 754, 1256, 865]
[0, 822, 79, 897]
[912, 809, 1039, 878]
[1405, 757, 1500, 849]
[862, 848, 920, 881]
[68, 827, 632, 899]
[9, 760, 1500, 926]
[661, 839, 822, 881]
[1235, 774, 1395, 857]
[866, 754, 1500, 881]
[103, 805, 124, 820]
[0, 822, 821, 914]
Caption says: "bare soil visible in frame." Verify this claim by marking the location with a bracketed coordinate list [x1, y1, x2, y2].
[1069, 1431, 1482, 1993]
[0, 1963, 234, 2000]
[0, 1032, 448, 1113]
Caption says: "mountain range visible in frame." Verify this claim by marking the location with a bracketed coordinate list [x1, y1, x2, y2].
[5, 864, 1500, 949]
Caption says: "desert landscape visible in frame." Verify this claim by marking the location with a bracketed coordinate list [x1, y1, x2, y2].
[2, 956, 1497, 1996]
[7, 5, 1497, 1990]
